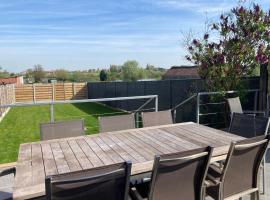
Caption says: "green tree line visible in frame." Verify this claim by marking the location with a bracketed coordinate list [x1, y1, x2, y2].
[23, 60, 166, 83]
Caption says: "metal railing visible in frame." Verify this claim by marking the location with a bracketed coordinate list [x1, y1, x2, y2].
[171, 94, 197, 123]
[0, 95, 158, 124]
[196, 89, 260, 125]
[169, 89, 260, 126]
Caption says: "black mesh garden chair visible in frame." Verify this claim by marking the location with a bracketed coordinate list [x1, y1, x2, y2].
[228, 113, 270, 194]
[227, 97, 265, 116]
[98, 114, 135, 133]
[0, 166, 16, 200]
[45, 161, 132, 200]
[130, 147, 213, 200]
[141, 110, 173, 127]
[206, 135, 270, 200]
[40, 119, 85, 141]
[229, 113, 270, 137]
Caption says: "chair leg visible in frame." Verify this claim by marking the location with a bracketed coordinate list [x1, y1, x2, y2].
[261, 158, 265, 195]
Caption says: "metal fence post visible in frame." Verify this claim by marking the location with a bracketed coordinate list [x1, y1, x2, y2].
[50, 103, 54, 123]
[155, 96, 158, 112]
[196, 94, 200, 124]
[136, 112, 139, 128]
[173, 109, 177, 123]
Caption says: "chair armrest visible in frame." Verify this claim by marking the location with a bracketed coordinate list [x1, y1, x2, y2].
[130, 187, 145, 200]
[0, 167, 16, 177]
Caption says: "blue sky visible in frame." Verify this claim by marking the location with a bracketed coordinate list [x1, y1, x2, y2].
[0, 0, 270, 72]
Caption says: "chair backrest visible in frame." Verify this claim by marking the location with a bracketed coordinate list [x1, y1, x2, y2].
[229, 113, 255, 138]
[40, 119, 85, 141]
[221, 135, 270, 198]
[254, 116, 270, 136]
[227, 97, 243, 114]
[99, 114, 135, 133]
[148, 147, 213, 200]
[229, 113, 270, 138]
[142, 110, 173, 127]
[45, 161, 132, 200]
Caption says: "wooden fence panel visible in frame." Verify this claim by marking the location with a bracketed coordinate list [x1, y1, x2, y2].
[15, 85, 34, 102]
[0, 84, 15, 121]
[35, 84, 53, 101]
[15, 83, 88, 102]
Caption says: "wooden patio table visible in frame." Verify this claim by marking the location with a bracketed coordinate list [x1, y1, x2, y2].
[13, 122, 244, 200]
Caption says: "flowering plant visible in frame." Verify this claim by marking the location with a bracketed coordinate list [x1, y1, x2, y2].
[186, 3, 270, 91]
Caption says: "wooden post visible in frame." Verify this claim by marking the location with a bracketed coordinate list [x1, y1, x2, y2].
[52, 83, 55, 101]
[259, 63, 268, 115]
[85, 82, 88, 99]
[33, 84, 36, 102]
[13, 84, 16, 103]
[73, 83, 76, 99]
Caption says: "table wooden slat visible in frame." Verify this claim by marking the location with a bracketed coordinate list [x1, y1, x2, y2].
[31, 144, 45, 185]
[99, 135, 138, 163]
[92, 137, 124, 163]
[84, 137, 115, 165]
[50, 142, 70, 174]
[134, 130, 176, 153]
[40, 143, 57, 176]
[58, 141, 82, 172]
[75, 138, 104, 167]
[106, 134, 146, 163]
[118, 132, 155, 160]
[68, 140, 93, 169]
[13, 122, 244, 200]
[14, 144, 32, 188]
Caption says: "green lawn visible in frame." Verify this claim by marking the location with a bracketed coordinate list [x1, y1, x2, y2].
[0, 103, 125, 164]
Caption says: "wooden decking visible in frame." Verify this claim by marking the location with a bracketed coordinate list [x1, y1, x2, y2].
[13, 122, 244, 199]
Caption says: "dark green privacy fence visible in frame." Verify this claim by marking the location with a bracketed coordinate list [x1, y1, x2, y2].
[87, 77, 260, 128]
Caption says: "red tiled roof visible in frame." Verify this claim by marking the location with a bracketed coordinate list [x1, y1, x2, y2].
[0, 76, 23, 85]
[162, 66, 200, 79]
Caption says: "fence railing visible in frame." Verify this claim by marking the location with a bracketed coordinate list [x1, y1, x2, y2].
[170, 89, 261, 127]
[0, 95, 158, 125]
[196, 89, 260, 127]
[15, 83, 88, 102]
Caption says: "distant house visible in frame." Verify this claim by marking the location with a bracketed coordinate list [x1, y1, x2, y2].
[0, 76, 24, 85]
[162, 66, 200, 80]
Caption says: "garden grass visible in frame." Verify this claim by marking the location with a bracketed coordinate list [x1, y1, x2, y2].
[0, 103, 125, 164]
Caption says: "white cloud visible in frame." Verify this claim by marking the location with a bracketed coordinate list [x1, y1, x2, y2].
[153, 0, 235, 15]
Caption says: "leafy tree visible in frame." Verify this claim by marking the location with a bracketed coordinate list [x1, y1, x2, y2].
[108, 65, 121, 81]
[186, 3, 270, 91]
[54, 69, 69, 81]
[72, 71, 86, 82]
[145, 64, 166, 80]
[121, 60, 141, 81]
[99, 70, 108, 81]
[32, 65, 46, 82]
[71, 71, 99, 82]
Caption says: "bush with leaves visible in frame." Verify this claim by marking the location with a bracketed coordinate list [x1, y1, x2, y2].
[186, 3, 270, 91]
[122, 60, 144, 81]
[99, 69, 108, 81]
